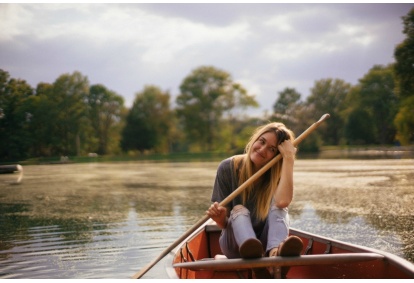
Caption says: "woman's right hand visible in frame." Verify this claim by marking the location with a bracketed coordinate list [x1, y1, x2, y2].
[206, 202, 227, 229]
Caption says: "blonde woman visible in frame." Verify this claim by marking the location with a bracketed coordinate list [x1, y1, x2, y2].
[206, 122, 303, 277]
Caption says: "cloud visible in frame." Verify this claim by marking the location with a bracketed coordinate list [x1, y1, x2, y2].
[0, 3, 412, 117]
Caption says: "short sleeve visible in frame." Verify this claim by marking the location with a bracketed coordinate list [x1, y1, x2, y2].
[211, 157, 234, 203]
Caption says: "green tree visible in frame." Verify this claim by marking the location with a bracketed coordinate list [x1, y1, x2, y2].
[272, 87, 302, 129]
[28, 83, 56, 156]
[121, 85, 172, 153]
[394, 7, 414, 144]
[87, 84, 125, 155]
[394, 96, 414, 145]
[306, 78, 351, 145]
[52, 71, 90, 156]
[343, 65, 398, 145]
[176, 66, 258, 151]
[357, 65, 397, 144]
[344, 107, 376, 145]
[0, 69, 34, 160]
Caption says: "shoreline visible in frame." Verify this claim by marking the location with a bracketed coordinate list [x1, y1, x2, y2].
[2, 145, 413, 166]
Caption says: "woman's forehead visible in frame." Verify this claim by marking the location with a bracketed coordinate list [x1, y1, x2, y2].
[260, 131, 278, 146]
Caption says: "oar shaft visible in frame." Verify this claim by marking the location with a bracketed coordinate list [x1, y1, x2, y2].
[132, 113, 330, 279]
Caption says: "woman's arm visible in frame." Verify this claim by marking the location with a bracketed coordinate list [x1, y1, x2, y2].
[273, 139, 296, 208]
[209, 158, 234, 228]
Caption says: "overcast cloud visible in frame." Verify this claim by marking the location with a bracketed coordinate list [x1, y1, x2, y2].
[1, 3, 412, 116]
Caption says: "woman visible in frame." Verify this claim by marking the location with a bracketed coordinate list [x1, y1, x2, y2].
[206, 122, 303, 277]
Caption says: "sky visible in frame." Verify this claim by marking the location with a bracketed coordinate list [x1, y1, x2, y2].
[1, 3, 413, 116]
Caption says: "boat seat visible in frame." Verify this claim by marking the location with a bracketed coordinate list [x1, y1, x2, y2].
[173, 252, 385, 271]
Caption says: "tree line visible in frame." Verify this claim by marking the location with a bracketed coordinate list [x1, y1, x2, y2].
[1, 8, 413, 162]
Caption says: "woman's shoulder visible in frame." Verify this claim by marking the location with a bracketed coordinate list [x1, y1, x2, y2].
[218, 154, 244, 171]
[220, 154, 243, 164]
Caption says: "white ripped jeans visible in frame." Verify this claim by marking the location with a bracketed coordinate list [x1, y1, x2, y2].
[219, 204, 289, 258]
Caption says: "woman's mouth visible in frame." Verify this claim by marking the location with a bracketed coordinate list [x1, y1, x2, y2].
[255, 150, 265, 159]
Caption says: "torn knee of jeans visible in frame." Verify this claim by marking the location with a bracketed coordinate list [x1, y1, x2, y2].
[270, 204, 288, 210]
[230, 205, 249, 219]
[270, 205, 288, 216]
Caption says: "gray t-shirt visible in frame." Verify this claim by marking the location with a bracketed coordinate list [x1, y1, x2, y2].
[211, 156, 266, 234]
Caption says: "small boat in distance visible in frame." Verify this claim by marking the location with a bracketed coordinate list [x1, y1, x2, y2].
[166, 220, 414, 279]
[0, 164, 23, 184]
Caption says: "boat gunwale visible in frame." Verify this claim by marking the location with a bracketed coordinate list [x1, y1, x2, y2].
[165, 221, 414, 279]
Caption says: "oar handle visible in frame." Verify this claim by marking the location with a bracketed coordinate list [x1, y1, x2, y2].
[132, 113, 330, 279]
[293, 113, 330, 146]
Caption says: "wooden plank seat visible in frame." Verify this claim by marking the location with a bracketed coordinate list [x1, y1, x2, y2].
[173, 253, 385, 271]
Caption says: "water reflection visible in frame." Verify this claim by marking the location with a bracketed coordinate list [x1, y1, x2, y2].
[0, 159, 413, 278]
[290, 204, 405, 260]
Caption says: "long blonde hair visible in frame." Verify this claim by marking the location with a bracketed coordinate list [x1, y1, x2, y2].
[233, 122, 295, 221]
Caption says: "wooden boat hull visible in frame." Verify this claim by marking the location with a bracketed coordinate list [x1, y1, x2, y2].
[167, 220, 414, 279]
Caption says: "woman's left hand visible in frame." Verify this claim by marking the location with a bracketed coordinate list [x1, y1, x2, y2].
[278, 140, 297, 160]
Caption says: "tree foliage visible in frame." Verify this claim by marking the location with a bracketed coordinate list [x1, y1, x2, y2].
[394, 96, 414, 145]
[51, 71, 90, 155]
[273, 87, 301, 113]
[176, 66, 258, 151]
[28, 83, 56, 156]
[0, 70, 34, 160]
[394, 7, 414, 100]
[306, 78, 351, 145]
[121, 85, 172, 153]
[357, 65, 397, 144]
[345, 106, 376, 145]
[272, 87, 302, 129]
[0, 69, 127, 160]
[394, 7, 414, 144]
[88, 84, 125, 155]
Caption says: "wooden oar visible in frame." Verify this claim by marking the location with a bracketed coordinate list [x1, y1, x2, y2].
[132, 113, 330, 279]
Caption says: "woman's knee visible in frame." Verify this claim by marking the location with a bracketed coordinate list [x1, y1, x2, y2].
[230, 205, 250, 220]
[270, 205, 288, 219]
[233, 204, 248, 212]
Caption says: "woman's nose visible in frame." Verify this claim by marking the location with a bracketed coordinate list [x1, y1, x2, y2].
[258, 145, 266, 153]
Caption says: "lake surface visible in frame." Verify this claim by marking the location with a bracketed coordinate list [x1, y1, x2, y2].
[0, 158, 413, 279]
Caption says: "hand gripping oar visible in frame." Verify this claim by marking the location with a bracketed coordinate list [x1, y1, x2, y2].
[132, 113, 330, 279]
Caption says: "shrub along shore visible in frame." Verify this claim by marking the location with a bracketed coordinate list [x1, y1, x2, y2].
[2, 145, 412, 166]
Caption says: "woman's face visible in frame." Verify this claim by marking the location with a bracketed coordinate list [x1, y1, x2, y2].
[250, 131, 278, 171]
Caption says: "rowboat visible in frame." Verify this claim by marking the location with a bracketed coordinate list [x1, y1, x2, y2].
[0, 164, 22, 174]
[166, 220, 414, 279]
[0, 164, 23, 184]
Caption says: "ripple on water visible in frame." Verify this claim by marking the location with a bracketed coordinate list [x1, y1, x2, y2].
[0, 210, 190, 279]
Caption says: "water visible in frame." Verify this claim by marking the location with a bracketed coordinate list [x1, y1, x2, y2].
[0, 159, 413, 279]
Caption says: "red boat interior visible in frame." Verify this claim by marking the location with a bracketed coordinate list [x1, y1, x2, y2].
[172, 223, 413, 279]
